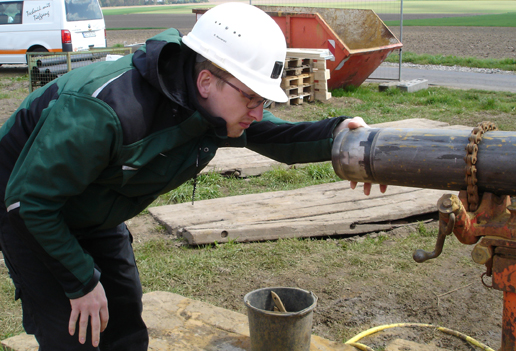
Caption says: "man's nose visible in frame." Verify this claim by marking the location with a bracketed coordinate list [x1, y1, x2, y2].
[248, 104, 264, 122]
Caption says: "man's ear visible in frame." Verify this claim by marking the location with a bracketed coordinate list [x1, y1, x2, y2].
[197, 70, 213, 99]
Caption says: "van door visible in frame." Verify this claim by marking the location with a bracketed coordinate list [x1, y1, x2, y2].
[0, 0, 105, 65]
[0, 0, 31, 64]
[63, 0, 106, 52]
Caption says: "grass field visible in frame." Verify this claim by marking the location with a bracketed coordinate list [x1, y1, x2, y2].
[384, 11, 516, 26]
[102, 1, 516, 29]
[101, 0, 516, 16]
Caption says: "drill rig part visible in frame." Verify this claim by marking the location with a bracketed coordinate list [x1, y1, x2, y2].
[413, 212, 455, 263]
[332, 127, 516, 196]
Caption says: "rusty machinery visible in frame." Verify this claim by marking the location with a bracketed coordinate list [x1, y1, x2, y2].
[331, 122, 516, 350]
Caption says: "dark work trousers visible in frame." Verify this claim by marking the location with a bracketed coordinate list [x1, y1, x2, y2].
[0, 210, 149, 351]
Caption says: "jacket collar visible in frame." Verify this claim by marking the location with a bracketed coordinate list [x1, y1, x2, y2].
[132, 28, 233, 140]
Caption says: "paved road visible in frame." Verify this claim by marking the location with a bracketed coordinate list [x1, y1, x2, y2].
[370, 65, 516, 93]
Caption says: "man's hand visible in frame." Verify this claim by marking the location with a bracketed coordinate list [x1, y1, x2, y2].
[333, 116, 369, 138]
[350, 181, 388, 196]
[334, 116, 388, 195]
[69, 282, 109, 347]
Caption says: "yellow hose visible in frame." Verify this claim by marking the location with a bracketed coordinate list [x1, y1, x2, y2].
[345, 322, 495, 351]
[345, 342, 374, 351]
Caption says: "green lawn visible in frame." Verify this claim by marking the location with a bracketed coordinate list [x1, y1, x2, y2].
[393, 0, 516, 14]
[102, 0, 516, 16]
[102, 3, 211, 15]
[384, 11, 516, 26]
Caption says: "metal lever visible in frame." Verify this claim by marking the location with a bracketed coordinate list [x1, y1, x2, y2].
[413, 213, 456, 263]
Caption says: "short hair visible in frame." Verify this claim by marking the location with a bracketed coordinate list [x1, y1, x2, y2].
[194, 59, 233, 90]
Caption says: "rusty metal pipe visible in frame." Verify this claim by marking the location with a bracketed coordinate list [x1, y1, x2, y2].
[332, 127, 516, 196]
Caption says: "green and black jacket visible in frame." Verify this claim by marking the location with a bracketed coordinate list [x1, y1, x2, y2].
[0, 29, 346, 299]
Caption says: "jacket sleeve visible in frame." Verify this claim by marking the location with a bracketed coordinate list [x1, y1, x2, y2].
[5, 93, 121, 299]
[245, 111, 349, 164]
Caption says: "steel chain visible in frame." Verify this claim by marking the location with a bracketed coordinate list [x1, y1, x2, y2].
[464, 121, 497, 212]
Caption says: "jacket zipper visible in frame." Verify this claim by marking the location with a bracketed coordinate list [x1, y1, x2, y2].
[191, 147, 201, 205]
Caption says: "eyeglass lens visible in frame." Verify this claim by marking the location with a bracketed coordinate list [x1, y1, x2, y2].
[210, 71, 272, 109]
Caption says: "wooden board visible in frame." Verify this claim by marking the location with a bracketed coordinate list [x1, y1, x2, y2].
[150, 119, 471, 245]
[149, 182, 451, 245]
[202, 147, 286, 177]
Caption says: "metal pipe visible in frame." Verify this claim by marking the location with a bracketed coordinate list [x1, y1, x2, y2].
[331, 127, 516, 196]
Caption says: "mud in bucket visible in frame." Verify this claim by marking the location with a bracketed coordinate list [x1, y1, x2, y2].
[244, 287, 318, 351]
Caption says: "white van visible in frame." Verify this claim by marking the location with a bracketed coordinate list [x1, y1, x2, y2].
[0, 0, 106, 64]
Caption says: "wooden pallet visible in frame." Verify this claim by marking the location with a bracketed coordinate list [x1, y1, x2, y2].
[313, 59, 332, 101]
[281, 75, 315, 105]
[279, 58, 316, 105]
[278, 55, 332, 105]
[283, 58, 313, 76]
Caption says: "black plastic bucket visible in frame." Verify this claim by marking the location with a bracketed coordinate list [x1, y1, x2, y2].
[244, 287, 318, 351]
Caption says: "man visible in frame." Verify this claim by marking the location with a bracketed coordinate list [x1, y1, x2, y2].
[0, 2, 385, 350]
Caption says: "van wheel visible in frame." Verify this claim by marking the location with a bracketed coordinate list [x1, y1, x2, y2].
[31, 47, 48, 53]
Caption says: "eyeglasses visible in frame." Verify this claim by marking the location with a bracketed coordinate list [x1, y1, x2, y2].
[210, 71, 273, 109]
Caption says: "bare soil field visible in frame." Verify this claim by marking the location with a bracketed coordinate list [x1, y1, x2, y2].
[1, 25, 514, 350]
[105, 26, 516, 60]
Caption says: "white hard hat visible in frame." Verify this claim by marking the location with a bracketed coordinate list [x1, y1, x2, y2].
[183, 2, 288, 103]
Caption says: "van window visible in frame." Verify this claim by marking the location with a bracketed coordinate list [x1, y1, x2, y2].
[64, 0, 102, 21]
[0, 1, 23, 24]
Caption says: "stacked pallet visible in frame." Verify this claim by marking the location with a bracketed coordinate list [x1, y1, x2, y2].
[312, 59, 332, 101]
[280, 58, 315, 105]
[277, 49, 333, 106]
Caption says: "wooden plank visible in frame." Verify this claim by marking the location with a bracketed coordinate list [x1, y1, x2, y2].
[312, 60, 328, 70]
[314, 91, 332, 101]
[149, 182, 451, 245]
[202, 147, 286, 177]
[150, 119, 473, 245]
[151, 182, 434, 230]
[286, 48, 334, 60]
[314, 69, 330, 81]
[314, 81, 328, 90]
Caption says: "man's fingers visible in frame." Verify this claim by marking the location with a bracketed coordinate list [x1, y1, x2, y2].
[100, 306, 109, 332]
[78, 313, 89, 344]
[346, 121, 362, 129]
[346, 117, 368, 130]
[350, 181, 387, 195]
[68, 309, 79, 336]
[363, 183, 372, 196]
[68, 282, 108, 346]
[90, 312, 101, 348]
